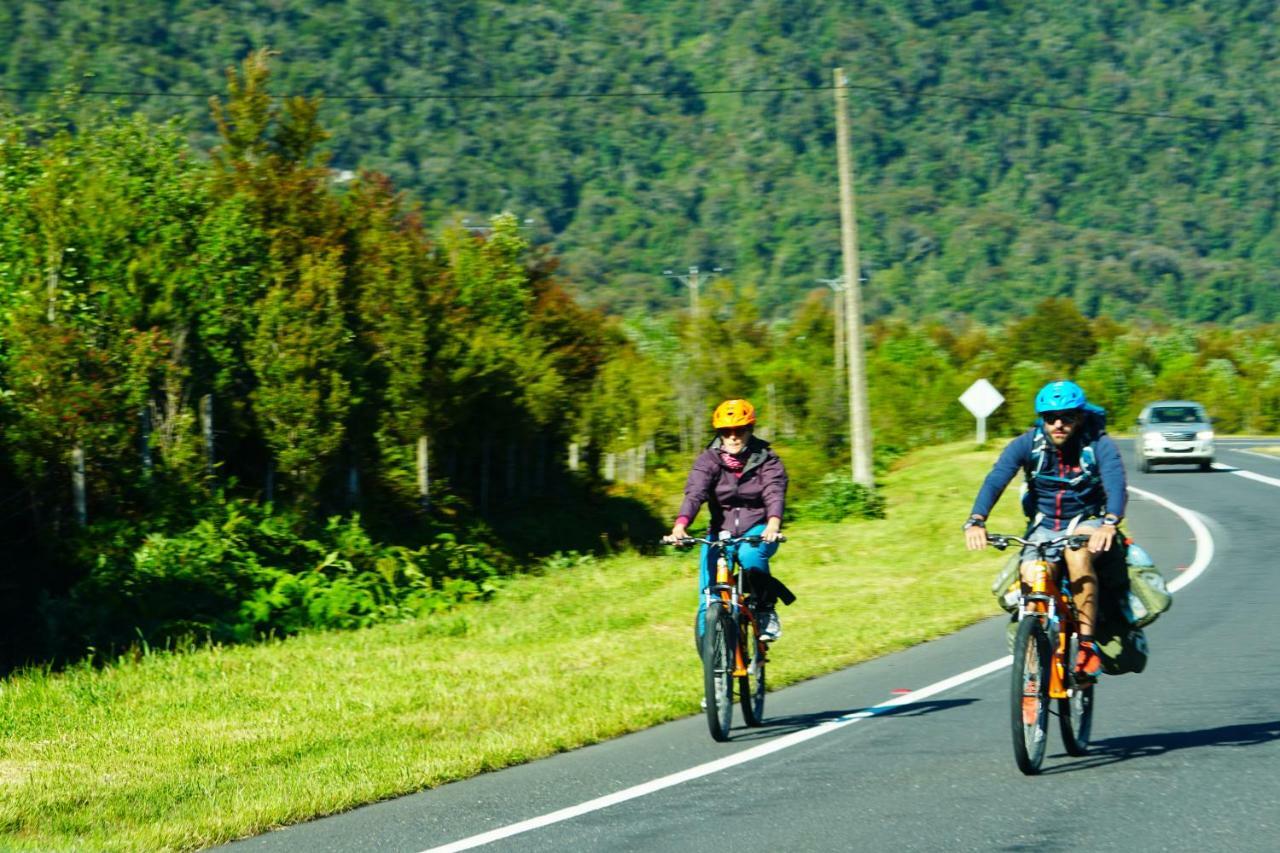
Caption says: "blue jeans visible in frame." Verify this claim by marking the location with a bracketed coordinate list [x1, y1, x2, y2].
[695, 523, 780, 638]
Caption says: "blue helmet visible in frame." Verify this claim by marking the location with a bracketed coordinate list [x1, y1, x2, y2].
[1034, 380, 1087, 413]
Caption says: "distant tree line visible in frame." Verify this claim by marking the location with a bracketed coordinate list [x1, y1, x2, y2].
[3, 1, 1279, 322]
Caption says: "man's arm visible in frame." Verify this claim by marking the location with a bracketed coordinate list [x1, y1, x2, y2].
[969, 432, 1032, 519]
[1094, 435, 1129, 520]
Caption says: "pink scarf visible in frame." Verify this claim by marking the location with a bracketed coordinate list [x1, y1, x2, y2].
[719, 450, 745, 478]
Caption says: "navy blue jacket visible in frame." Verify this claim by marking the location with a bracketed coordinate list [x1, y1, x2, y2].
[970, 426, 1127, 529]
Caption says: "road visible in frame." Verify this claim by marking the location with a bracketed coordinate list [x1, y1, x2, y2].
[222, 438, 1280, 853]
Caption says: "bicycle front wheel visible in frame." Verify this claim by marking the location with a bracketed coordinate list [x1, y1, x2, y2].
[1059, 636, 1095, 755]
[1010, 616, 1051, 774]
[703, 605, 736, 741]
[738, 616, 766, 727]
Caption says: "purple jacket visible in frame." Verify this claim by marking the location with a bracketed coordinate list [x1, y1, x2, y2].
[676, 436, 788, 536]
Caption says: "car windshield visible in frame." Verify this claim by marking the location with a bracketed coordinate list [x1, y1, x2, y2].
[1151, 407, 1204, 424]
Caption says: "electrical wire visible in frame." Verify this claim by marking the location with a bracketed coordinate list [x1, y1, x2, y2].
[0, 80, 1274, 128]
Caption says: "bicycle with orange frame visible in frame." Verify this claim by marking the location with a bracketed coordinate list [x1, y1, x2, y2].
[988, 531, 1095, 774]
[671, 533, 785, 741]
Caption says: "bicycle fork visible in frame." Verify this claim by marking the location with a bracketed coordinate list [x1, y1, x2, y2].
[1022, 561, 1071, 700]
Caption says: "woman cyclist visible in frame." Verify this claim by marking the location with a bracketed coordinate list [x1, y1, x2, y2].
[664, 399, 789, 643]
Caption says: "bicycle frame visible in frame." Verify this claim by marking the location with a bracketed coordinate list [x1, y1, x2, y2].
[991, 531, 1095, 772]
[1020, 555, 1074, 699]
[999, 533, 1091, 698]
[703, 539, 767, 679]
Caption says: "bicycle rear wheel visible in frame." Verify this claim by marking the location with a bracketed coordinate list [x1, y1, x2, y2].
[703, 605, 735, 741]
[1058, 636, 1095, 755]
[1010, 616, 1051, 774]
[738, 616, 766, 727]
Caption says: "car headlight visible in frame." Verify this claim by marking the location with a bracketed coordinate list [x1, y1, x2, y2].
[1143, 431, 1163, 442]
[1196, 430, 1214, 440]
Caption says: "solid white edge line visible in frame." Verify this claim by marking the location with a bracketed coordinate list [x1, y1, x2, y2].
[1223, 466, 1280, 484]
[1229, 448, 1280, 463]
[1127, 485, 1213, 592]
[423, 485, 1214, 853]
[421, 658, 1012, 853]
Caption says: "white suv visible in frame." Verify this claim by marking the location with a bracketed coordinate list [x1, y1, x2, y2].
[1136, 400, 1215, 473]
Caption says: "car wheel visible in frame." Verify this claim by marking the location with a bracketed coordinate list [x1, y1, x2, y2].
[1200, 460, 1213, 472]
[1140, 456, 1152, 474]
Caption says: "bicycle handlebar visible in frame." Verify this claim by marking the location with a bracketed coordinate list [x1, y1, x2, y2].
[663, 533, 787, 549]
[986, 532, 1091, 553]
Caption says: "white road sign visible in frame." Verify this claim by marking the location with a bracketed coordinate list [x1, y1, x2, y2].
[959, 379, 1003, 443]
[959, 379, 1004, 418]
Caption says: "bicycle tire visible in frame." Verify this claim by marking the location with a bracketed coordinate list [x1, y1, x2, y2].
[1058, 636, 1095, 756]
[703, 605, 735, 741]
[1010, 616, 1051, 775]
[738, 615, 766, 727]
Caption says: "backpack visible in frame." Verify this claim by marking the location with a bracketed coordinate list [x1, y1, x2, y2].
[1020, 403, 1108, 520]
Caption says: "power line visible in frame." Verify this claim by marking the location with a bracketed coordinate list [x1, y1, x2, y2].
[1, 79, 1275, 128]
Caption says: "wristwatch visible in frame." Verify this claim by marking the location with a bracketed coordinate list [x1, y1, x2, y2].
[1101, 514, 1121, 526]
[963, 514, 986, 531]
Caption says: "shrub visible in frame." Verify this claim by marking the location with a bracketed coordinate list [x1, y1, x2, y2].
[43, 499, 499, 659]
[792, 474, 887, 523]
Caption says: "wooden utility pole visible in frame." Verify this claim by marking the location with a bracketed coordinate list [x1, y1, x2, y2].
[819, 276, 846, 389]
[833, 67, 874, 487]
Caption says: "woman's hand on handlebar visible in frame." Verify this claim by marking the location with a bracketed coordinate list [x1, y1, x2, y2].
[762, 516, 782, 543]
[662, 523, 689, 547]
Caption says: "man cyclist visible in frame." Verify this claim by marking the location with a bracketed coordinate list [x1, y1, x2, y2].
[963, 380, 1127, 677]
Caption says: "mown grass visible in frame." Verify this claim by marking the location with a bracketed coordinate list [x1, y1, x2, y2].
[1, 441, 1048, 852]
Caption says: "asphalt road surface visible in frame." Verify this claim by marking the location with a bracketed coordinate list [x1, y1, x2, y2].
[222, 437, 1280, 853]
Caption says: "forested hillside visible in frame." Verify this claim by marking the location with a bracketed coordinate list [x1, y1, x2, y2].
[2, 7, 1279, 671]
[3, 0, 1279, 320]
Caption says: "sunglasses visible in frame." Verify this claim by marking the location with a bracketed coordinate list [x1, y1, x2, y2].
[717, 426, 751, 437]
[1042, 410, 1081, 425]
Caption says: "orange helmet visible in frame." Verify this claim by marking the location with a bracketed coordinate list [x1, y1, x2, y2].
[712, 399, 756, 429]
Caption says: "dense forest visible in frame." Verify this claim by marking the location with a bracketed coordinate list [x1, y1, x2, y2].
[2, 6, 1279, 670]
[3, 1, 1280, 320]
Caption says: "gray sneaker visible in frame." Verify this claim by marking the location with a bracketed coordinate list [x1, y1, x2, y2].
[757, 608, 781, 642]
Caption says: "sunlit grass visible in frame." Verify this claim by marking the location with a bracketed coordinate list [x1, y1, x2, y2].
[1, 441, 1105, 852]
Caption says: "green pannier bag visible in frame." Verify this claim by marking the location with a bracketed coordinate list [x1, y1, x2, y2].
[1096, 624, 1149, 675]
[991, 552, 1021, 615]
[1123, 543, 1172, 628]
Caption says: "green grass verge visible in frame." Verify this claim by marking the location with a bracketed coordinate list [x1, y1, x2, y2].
[1, 441, 1114, 852]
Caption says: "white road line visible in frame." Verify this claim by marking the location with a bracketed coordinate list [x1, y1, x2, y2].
[1127, 485, 1213, 592]
[422, 658, 1011, 853]
[1211, 462, 1280, 489]
[1229, 448, 1280, 463]
[423, 486, 1214, 853]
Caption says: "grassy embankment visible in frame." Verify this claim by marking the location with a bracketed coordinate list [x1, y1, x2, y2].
[3, 441, 1065, 852]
